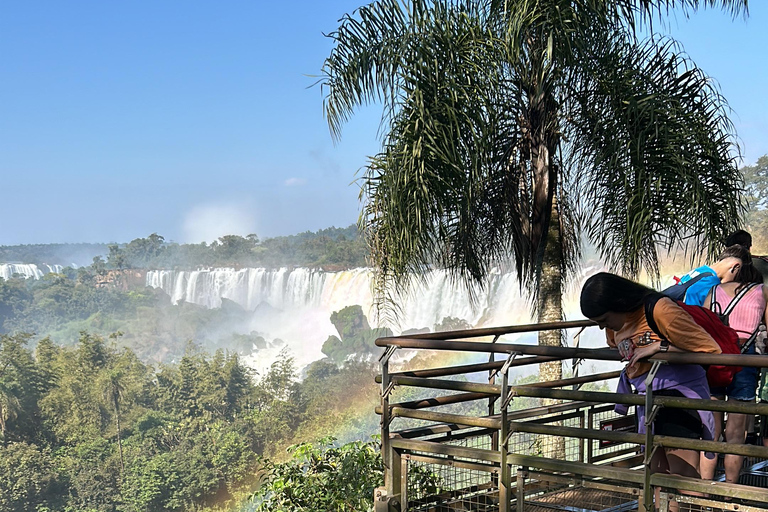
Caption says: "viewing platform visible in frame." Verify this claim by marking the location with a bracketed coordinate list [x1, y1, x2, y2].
[373, 321, 768, 512]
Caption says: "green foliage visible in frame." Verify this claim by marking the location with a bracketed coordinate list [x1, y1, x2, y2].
[743, 154, 768, 252]
[322, 305, 392, 362]
[433, 316, 471, 333]
[251, 437, 382, 512]
[0, 442, 64, 512]
[0, 331, 386, 512]
[0, 243, 107, 267]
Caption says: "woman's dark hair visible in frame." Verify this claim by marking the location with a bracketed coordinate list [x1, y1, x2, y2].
[719, 244, 751, 263]
[734, 259, 764, 287]
[725, 230, 752, 249]
[580, 272, 655, 318]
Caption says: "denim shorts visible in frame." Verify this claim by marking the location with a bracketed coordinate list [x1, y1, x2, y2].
[711, 365, 759, 401]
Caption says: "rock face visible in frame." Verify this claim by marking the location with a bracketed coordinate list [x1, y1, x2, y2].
[94, 269, 147, 290]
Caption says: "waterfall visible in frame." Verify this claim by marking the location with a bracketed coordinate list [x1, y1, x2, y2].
[145, 266, 606, 374]
[0, 263, 63, 280]
[144, 267, 561, 330]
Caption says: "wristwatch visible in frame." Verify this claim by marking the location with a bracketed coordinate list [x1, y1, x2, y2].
[659, 339, 670, 352]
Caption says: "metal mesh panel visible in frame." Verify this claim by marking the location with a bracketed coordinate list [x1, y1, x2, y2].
[588, 405, 641, 465]
[659, 491, 768, 512]
[406, 457, 498, 512]
[525, 486, 638, 512]
[507, 407, 588, 463]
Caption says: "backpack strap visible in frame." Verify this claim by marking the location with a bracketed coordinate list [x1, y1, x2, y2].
[661, 272, 714, 302]
[643, 293, 667, 340]
[740, 324, 764, 353]
[720, 282, 759, 319]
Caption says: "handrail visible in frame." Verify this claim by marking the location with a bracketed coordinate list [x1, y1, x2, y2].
[380, 319, 596, 340]
[376, 337, 768, 368]
[377, 320, 768, 512]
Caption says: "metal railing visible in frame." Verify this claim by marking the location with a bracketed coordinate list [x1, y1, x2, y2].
[374, 320, 768, 512]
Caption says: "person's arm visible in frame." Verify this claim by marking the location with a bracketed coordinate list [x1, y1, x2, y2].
[702, 286, 715, 310]
[763, 284, 768, 326]
[628, 340, 687, 369]
[654, 298, 721, 353]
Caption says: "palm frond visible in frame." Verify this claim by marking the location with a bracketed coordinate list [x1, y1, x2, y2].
[570, 34, 743, 278]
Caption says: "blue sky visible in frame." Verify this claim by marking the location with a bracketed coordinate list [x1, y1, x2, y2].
[1, 1, 766, 245]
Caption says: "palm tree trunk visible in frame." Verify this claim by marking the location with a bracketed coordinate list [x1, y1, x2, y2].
[0, 404, 6, 446]
[538, 191, 563, 381]
[537, 152, 566, 460]
[114, 403, 124, 477]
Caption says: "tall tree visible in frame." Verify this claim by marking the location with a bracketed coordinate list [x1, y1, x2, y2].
[320, 0, 747, 385]
[0, 382, 20, 444]
[742, 155, 768, 251]
[102, 369, 126, 476]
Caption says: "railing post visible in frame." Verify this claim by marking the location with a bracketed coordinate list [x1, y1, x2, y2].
[400, 453, 408, 509]
[642, 361, 662, 512]
[380, 346, 397, 495]
[499, 352, 516, 512]
[490, 335, 500, 490]
[516, 466, 527, 512]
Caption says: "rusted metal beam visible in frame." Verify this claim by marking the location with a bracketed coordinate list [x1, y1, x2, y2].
[522, 370, 621, 388]
[656, 435, 768, 458]
[388, 376, 768, 416]
[376, 392, 489, 413]
[376, 338, 768, 368]
[391, 375, 501, 395]
[391, 407, 502, 429]
[374, 355, 564, 383]
[377, 338, 621, 360]
[379, 319, 596, 341]
[651, 473, 768, 502]
[506, 419, 644, 445]
[390, 437, 502, 463]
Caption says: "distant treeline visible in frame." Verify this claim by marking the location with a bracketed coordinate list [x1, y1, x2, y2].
[0, 243, 108, 267]
[0, 225, 369, 270]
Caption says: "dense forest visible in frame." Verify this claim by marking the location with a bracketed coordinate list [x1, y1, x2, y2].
[0, 330, 387, 511]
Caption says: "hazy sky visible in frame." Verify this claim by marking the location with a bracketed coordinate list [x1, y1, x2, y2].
[1, 2, 766, 245]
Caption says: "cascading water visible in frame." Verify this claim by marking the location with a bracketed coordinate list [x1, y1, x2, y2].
[146, 266, 606, 374]
[0, 263, 63, 280]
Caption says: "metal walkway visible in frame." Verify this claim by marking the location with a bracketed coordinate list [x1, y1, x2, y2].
[372, 320, 768, 512]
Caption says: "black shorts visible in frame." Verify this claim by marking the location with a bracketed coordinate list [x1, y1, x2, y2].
[653, 389, 704, 440]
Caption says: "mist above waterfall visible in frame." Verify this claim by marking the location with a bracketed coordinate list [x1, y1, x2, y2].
[182, 202, 259, 244]
[145, 266, 602, 374]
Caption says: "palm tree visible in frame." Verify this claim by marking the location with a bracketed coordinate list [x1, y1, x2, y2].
[0, 382, 20, 445]
[320, 0, 747, 384]
[102, 370, 126, 476]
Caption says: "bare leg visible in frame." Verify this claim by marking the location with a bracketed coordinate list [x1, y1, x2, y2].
[723, 411, 748, 484]
[651, 447, 670, 511]
[700, 401, 723, 480]
[666, 447, 702, 512]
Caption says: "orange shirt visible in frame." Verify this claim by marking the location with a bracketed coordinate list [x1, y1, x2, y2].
[606, 297, 721, 379]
